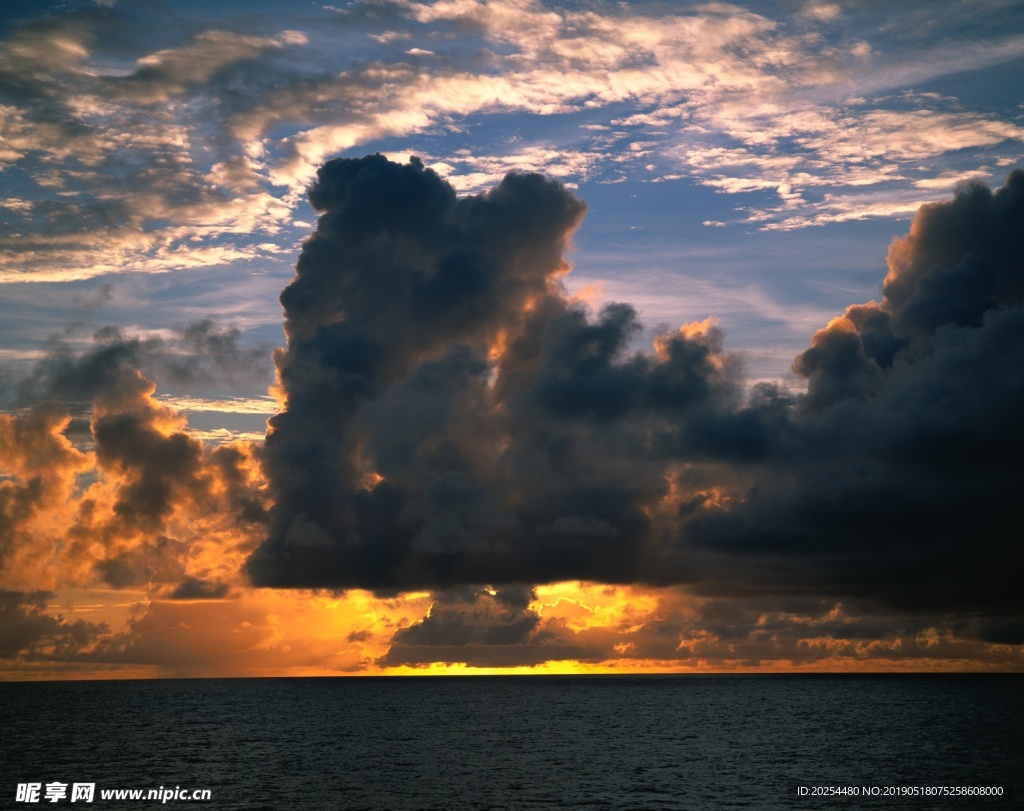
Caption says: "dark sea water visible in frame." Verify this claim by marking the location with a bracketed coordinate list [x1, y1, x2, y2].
[1, 675, 1021, 810]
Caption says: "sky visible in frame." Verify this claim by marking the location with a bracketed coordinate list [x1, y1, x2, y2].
[1, 0, 1022, 679]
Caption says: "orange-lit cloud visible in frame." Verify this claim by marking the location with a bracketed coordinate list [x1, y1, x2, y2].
[6, 581, 1018, 681]
[1, 358, 268, 598]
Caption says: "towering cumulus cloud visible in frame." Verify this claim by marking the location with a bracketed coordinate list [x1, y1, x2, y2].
[249, 154, 755, 591]
[713, 170, 1024, 627]
[248, 157, 1022, 642]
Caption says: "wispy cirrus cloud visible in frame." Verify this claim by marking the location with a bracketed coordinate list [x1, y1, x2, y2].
[2, 0, 1023, 284]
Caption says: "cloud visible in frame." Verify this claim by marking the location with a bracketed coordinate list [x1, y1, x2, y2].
[249, 154, 594, 589]
[154, 395, 280, 415]
[801, 2, 840, 23]
[2, 0, 1023, 290]
[51, 363, 268, 592]
[671, 101, 1024, 228]
[681, 169, 1024, 622]
[167, 577, 231, 600]
[74, 588, 431, 677]
[427, 147, 605, 192]
[379, 586, 554, 667]
[3, 581, 1018, 677]
[0, 590, 108, 660]
[0, 329, 270, 595]
[378, 583, 1024, 670]
[4, 155, 1019, 670]
[70, 283, 114, 313]
[245, 157, 1023, 652]
[14, 319, 270, 409]
[0, 10, 303, 283]
[113, 30, 308, 105]
[246, 156, 757, 595]
[2, 0, 1023, 673]
[0, 16, 103, 167]
[0, 402, 93, 586]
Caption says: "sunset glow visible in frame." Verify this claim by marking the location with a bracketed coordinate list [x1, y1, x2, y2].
[1, 0, 1022, 681]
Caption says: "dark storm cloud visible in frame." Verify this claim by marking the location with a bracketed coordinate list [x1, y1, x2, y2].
[250, 154, 618, 591]
[385, 588, 1024, 670]
[247, 155, 769, 594]
[0, 590, 107, 659]
[379, 586, 607, 668]
[247, 157, 1023, 640]
[167, 577, 231, 600]
[680, 171, 1024, 620]
[250, 159, 776, 593]
[658, 596, 1024, 667]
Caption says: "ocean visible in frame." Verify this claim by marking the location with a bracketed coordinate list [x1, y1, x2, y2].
[1, 675, 1021, 810]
